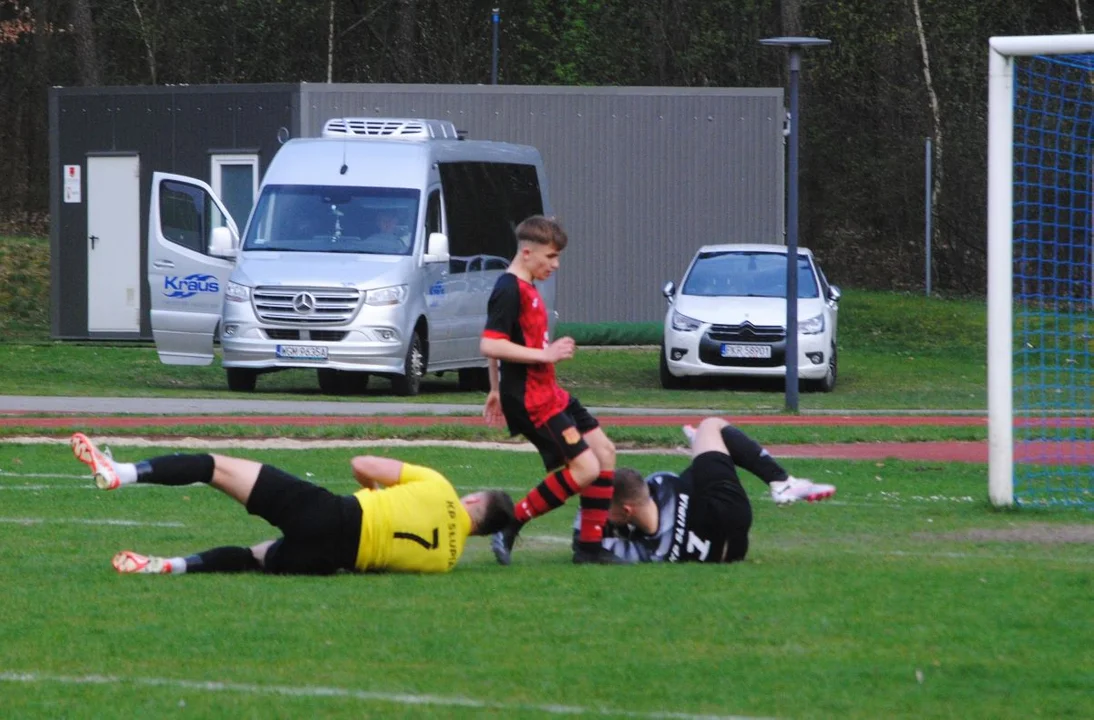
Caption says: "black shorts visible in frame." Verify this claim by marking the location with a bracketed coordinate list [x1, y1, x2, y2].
[503, 396, 600, 471]
[245, 464, 363, 575]
[686, 451, 753, 563]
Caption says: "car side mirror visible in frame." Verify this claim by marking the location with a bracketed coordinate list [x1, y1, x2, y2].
[209, 225, 238, 259]
[423, 232, 450, 264]
[828, 285, 842, 303]
[662, 281, 676, 299]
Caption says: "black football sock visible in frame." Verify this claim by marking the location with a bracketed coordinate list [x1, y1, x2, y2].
[721, 425, 789, 485]
[136, 454, 216, 486]
[183, 546, 261, 573]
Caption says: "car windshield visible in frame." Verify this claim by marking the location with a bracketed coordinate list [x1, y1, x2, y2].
[681, 251, 819, 298]
[243, 184, 420, 255]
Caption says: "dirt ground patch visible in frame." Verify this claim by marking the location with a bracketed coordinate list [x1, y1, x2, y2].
[923, 523, 1094, 545]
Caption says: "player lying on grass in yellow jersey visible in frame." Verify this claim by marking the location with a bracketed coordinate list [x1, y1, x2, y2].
[70, 433, 515, 576]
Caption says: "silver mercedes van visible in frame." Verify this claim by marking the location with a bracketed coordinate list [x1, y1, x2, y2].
[146, 118, 554, 395]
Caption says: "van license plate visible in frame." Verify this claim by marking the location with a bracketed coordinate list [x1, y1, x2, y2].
[720, 344, 771, 359]
[276, 344, 329, 361]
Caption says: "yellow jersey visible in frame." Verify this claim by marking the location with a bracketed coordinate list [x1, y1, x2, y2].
[353, 463, 472, 573]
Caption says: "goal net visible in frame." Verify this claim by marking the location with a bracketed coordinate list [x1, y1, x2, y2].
[988, 35, 1094, 507]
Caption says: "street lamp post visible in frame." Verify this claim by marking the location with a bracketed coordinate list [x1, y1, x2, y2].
[759, 36, 831, 413]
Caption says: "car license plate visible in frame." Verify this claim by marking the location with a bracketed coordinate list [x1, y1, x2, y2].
[276, 344, 328, 361]
[720, 343, 771, 359]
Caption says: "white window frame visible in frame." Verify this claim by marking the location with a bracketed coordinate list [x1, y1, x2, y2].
[210, 153, 259, 231]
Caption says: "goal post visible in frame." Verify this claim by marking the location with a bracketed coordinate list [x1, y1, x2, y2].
[988, 34, 1094, 508]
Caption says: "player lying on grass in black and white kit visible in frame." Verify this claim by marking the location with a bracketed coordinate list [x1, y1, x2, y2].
[573, 417, 836, 564]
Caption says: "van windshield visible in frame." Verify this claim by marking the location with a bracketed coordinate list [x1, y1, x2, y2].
[243, 184, 420, 255]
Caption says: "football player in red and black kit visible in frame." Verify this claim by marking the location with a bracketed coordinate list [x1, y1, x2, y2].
[480, 215, 621, 565]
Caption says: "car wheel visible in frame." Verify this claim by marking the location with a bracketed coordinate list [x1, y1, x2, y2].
[225, 368, 257, 392]
[458, 367, 490, 392]
[808, 345, 838, 393]
[659, 344, 687, 389]
[391, 331, 425, 396]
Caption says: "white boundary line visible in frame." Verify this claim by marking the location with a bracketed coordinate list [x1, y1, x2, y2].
[0, 671, 772, 720]
[0, 517, 184, 528]
[0, 471, 87, 479]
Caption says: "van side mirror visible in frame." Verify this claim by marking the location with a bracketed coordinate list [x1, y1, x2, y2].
[209, 226, 238, 259]
[828, 285, 842, 303]
[423, 232, 450, 264]
[662, 281, 676, 299]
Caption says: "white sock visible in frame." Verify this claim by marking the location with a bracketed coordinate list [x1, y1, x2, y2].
[166, 557, 187, 574]
[112, 462, 139, 487]
[682, 425, 697, 445]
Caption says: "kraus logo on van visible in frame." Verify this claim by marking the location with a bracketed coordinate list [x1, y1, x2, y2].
[427, 280, 445, 308]
[163, 274, 220, 299]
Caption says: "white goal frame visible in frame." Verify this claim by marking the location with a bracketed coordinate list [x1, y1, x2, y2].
[987, 34, 1094, 507]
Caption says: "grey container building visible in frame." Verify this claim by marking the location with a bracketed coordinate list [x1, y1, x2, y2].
[50, 83, 784, 339]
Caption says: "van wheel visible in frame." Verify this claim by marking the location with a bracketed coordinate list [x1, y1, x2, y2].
[391, 332, 424, 396]
[458, 367, 490, 392]
[226, 368, 257, 392]
[659, 344, 687, 389]
[317, 369, 369, 395]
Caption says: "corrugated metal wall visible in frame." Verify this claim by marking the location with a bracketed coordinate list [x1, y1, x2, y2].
[299, 84, 784, 324]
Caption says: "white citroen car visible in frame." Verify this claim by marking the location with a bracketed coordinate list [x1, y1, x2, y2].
[660, 244, 841, 392]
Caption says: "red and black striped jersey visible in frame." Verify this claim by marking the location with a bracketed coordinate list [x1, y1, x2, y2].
[482, 272, 569, 426]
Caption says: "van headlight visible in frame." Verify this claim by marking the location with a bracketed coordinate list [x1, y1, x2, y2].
[364, 284, 408, 306]
[800, 314, 825, 335]
[671, 310, 701, 332]
[225, 281, 251, 303]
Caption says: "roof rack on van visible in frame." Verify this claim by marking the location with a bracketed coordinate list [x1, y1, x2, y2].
[321, 118, 461, 140]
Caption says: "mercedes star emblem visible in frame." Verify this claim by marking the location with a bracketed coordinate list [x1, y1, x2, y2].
[292, 292, 317, 314]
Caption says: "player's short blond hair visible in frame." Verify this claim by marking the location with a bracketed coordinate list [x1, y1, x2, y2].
[516, 215, 568, 250]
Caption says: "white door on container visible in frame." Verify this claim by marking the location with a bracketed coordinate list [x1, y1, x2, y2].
[87, 155, 141, 332]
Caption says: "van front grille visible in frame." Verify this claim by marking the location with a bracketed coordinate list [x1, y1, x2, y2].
[252, 286, 361, 326]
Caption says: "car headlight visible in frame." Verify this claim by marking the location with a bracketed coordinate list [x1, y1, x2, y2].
[671, 310, 702, 332]
[364, 284, 408, 307]
[800, 313, 825, 335]
[225, 281, 251, 303]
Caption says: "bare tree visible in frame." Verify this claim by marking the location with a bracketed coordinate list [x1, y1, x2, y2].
[132, 0, 156, 83]
[911, 0, 943, 265]
[781, 0, 801, 37]
[394, 0, 417, 81]
[1073, 0, 1088, 32]
[69, 0, 101, 86]
[327, 0, 335, 82]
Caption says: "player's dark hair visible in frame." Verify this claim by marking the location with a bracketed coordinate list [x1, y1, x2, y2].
[475, 490, 516, 535]
[612, 467, 649, 504]
[516, 215, 568, 250]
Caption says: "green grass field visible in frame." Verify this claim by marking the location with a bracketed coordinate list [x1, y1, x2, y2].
[2, 237, 1089, 718]
[1, 442, 1091, 719]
